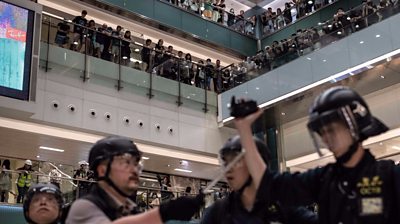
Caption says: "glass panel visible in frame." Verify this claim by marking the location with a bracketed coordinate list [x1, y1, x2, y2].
[222, 2, 400, 93]
[39, 13, 217, 113]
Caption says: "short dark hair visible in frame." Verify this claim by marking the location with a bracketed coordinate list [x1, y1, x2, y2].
[82, 10, 87, 15]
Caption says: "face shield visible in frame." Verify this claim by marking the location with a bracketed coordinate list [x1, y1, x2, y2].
[307, 105, 359, 157]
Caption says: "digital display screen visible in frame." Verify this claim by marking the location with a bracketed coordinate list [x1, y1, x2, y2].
[0, 0, 34, 100]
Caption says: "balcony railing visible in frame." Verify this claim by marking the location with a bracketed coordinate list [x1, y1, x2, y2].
[219, 3, 400, 93]
[39, 14, 218, 113]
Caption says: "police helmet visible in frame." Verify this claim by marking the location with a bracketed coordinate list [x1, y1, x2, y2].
[219, 135, 270, 165]
[23, 183, 64, 224]
[307, 86, 388, 143]
[88, 136, 142, 177]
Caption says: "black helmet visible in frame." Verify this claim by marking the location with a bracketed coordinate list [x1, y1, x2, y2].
[308, 86, 388, 141]
[89, 136, 142, 176]
[219, 135, 270, 165]
[23, 183, 64, 224]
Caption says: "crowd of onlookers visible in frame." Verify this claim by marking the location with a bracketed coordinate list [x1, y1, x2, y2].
[162, 0, 257, 35]
[49, 0, 399, 94]
[241, 0, 399, 85]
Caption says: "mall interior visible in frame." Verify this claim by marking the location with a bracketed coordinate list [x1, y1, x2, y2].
[0, 0, 400, 223]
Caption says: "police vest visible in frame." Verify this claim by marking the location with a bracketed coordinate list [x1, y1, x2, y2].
[318, 160, 398, 224]
[83, 184, 139, 220]
[17, 172, 32, 188]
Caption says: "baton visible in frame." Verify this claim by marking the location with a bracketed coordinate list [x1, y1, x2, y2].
[203, 150, 245, 193]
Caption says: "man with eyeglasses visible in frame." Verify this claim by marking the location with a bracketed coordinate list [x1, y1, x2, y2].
[66, 136, 204, 224]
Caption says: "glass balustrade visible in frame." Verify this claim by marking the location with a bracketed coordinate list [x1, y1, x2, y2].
[221, 2, 400, 92]
[39, 15, 217, 113]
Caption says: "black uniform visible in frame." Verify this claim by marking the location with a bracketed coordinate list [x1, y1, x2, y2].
[202, 190, 318, 224]
[260, 150, 400, 224]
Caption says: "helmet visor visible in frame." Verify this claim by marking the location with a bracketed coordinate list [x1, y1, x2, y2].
[308, 106, 359, 156]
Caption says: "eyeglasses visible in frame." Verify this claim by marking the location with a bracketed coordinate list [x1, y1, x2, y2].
[114, 153, 143, 173]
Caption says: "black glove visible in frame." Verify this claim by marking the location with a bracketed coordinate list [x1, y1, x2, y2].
[159, 192, 204, 222]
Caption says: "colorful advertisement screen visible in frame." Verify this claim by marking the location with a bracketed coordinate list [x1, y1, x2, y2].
[0, 1, 34, 100]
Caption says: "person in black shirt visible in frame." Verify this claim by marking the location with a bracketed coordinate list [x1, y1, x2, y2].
[201, 136, 318, 224]
[121, 30, 132, 66]
[71, 10, 87, 52]
[235, 86, 400, 224]
[111, 25, 122, 63]
[94, 24, 108, 58]
[140, 39, 152, 72]
[55, 20, 70, 48]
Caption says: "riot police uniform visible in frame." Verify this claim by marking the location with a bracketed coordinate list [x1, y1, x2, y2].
[201, 136, 318, 224]
[258, 86, 400, 224]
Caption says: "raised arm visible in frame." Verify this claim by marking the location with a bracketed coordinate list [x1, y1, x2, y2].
[233, 109, 266, 189]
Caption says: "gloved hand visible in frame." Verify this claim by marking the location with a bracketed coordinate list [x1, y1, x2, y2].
[159, 192, 204, 222]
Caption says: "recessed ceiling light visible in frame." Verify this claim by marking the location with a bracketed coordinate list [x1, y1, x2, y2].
[180, 160, 189, 166]
[256, 87, 260, 90]
[174, 168, 192, 173]
[380, 75, 385, 79]
[281, 112, 286, 116]
[142, 156, 150, 160]
[167, 164, 171, 167]
[323, 59, 327, 62]
[36, 155, 40, 158]
[359, 41, 364, 44]
[39, 146, 64, 152]
[376, 34, 381, 38]
[337, 31, 342, 35]
[134, 48, 140, 52]
[379, 142, 383, 146]
[306, 57, 311, 60]
[392, 146, 400, 150]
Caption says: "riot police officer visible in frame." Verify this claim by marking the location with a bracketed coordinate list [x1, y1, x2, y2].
[201, 135, 318, 224]
[234, 86, 400, 224]
[23, 183, 64, 224]
[66, 136, 204, 224]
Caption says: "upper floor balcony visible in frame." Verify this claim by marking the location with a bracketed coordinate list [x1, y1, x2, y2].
[219, 3, 400, 122]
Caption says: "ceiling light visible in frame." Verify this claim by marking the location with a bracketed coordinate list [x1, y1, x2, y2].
[36, 155, 40, 158]
[392, 146, 400, 150]
[39, 146, 64, 152]
[328, 25, 332, 28]
[180, 160, 189, 166]
[380, 75, 385, 79]
[122, 56, 128, 59]
[306, 57, 311, 60]
[167, 164, 171, 167]
[347, 16, 351, 20]
[256, 87, 260, 90]
[134, 48, 140, 52]
[359, 41, 364, 44]
[174, 168, 192, 173]
[323, 59, 327, 62]
[387, 57, 392, 62]
[376, 34, 381, 38]
[379, 142, 383, 146]
[308, 0, 313, 4]
[337, 31, 342, 35]
[318, 22, 323, 25]
[142, 156, 149, 160]
[281, 112, 286, 116]
[355, 25, 360, 29]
